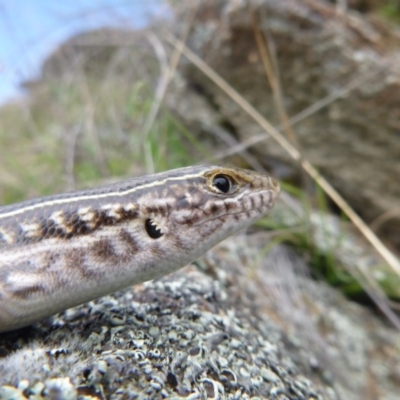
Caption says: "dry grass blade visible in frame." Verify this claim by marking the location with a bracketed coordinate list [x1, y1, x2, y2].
[248, 3, 298, 148]
[205, 65, 384, 162]
[142, 32, 169, 173]
[165, 34, 400, 329]
[142, 2, 199, 172]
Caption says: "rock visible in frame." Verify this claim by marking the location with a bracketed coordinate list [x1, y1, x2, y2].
[44, 378, 77, 400]
[171, 0, 400, 247]
[0, 234, 399, 399]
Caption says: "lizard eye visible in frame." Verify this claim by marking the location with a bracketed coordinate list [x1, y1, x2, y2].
[212, 174, 232, 194]
[145, 219, 163, 239]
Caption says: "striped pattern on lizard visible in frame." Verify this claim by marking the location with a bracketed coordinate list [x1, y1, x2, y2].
[0, 165, 280, 332]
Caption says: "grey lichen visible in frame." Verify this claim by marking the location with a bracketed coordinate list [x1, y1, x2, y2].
[0, 235, 328, 400]
[1, 232, 399, 399]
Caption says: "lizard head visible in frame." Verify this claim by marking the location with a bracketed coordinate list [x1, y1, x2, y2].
[136, 165, 280, 278]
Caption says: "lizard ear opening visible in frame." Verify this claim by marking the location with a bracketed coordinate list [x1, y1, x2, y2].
[145, 219, 164, 239]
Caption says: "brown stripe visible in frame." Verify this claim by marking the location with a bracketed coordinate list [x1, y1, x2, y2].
[12, 284, 46, 299]
[91, 239, 119, 265]
[119, 229, 140, 261]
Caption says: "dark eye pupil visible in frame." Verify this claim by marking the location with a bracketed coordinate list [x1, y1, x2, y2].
[213, 175, 231, 193]
[145, 219, 163, 239]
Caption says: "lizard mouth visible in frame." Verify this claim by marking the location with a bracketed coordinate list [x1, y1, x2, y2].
[191, 189, 276, 227]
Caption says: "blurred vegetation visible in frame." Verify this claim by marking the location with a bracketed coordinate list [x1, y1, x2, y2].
[379, 0, 400, 22]
[338, 0, 400, 20]
[0, 32, 204, 206]
[256, 182, 400, 302]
